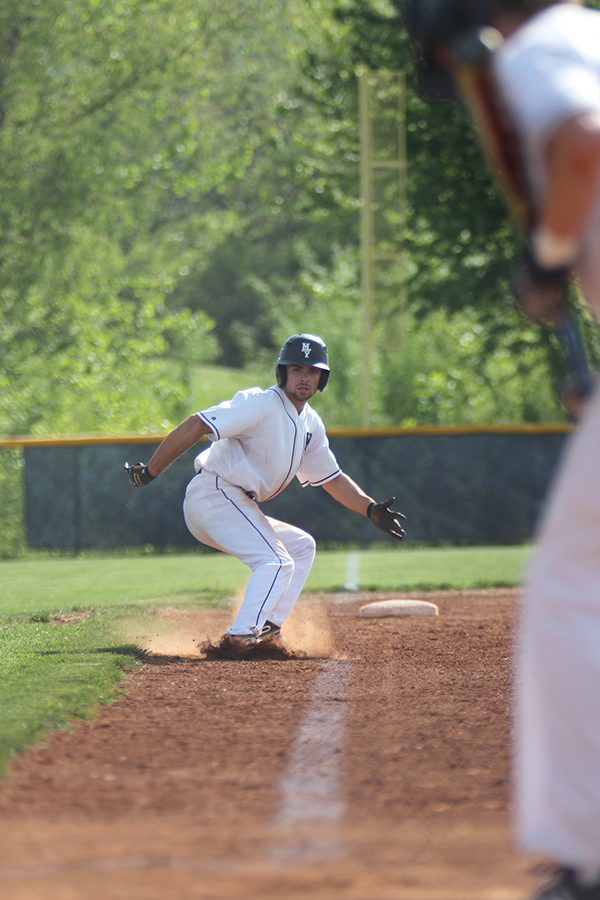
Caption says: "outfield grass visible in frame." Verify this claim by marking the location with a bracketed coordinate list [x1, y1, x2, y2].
[189, 363, 268, 410]
[0, 545, 531, 776]
[309, 544, 531, 591]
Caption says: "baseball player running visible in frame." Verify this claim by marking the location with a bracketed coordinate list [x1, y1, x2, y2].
[125, 333, 406, 655]
[402, 2, 600, 898]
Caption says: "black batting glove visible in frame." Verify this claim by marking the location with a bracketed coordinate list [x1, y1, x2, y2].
[124, 462, 156, 487]
[367, 497, 406, 540]
[510, 246, 570, 324]
[559, 379, 594, 424]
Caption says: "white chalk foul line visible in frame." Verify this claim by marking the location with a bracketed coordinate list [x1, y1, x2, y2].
[270, 658, 353, 862]
[0, 662, 355, 878]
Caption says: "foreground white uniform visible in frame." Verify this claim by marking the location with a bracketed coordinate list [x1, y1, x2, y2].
[183, 385, 340, 636]
[494, 4, 600, 877]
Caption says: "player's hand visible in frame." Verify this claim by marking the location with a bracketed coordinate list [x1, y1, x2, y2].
[124, 462, 156, 487]
[367, 498, 406, 540]
[559, 379, 593, 423]
[510, 247, 570, 324]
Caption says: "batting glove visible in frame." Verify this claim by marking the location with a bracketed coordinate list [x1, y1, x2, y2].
[124, 462, 156, 487]
[510, 246, 570, 324]
[559, 378, 594, 424]
[367, 498, 407, 540]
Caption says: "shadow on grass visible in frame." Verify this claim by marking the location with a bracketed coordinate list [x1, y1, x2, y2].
[34, 645, 211, 665]
[35, 645, 148, 659]
[34, 645, 316, 665]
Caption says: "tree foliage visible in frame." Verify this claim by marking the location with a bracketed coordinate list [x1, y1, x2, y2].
[0, 0, 593, 437]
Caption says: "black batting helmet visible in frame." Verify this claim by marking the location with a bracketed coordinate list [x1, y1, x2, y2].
[399, 0, 567, 97]
[276, 333, 330, 391]
[398, 0, 487, 98]
[401, 0, 565, 46]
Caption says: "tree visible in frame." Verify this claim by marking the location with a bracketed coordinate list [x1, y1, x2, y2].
[1, 0, 594, 438]
[0, 0, 286, 433]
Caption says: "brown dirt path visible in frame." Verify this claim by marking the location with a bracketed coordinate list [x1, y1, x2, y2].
[0, 590, 545, 899]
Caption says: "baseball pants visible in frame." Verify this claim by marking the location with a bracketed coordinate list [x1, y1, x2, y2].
[183, 470, 316, 636]
[515, 381, 600, 880]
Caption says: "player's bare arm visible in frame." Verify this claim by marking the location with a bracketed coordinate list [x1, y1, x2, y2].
[508, 114, 600, 330]
[322, 474, 406, 540]
[124, 414, 211, 486]
[512, 113, 600, 332]
[147, 414, 211, 476]
[536, 112, 600, 264]
[321, 472, 374, 516]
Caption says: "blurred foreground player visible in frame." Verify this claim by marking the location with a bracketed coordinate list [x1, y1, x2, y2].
[401, 1, 600, 897]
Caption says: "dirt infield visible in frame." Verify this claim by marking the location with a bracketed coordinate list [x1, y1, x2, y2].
[0, 590, 547, 899]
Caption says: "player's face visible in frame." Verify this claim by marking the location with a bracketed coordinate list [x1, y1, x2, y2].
[283, 365, 322, 409]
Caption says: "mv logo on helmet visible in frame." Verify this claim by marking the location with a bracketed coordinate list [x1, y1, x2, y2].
[301, 342, 312, 359]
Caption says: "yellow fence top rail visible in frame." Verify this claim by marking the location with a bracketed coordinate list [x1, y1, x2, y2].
[0, 422, 571, 448]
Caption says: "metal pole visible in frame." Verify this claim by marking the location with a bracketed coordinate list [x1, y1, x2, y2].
[397, 72, 407, 340]
[359, 71, 373, 427]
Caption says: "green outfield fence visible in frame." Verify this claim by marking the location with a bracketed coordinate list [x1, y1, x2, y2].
[0, 424, 571, 556]
[0, 424, 569, 557]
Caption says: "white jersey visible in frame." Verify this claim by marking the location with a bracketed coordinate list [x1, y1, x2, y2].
[193, 385, 340, 502]
[493, 3, 600, 315]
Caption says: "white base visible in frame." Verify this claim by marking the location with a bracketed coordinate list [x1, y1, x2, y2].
[359, 599, 439, 618]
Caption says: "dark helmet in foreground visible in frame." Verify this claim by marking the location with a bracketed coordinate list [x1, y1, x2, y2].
[398, 0, 566, 98]
[276, 333, 330, 391]
[400, 0, 565, 49]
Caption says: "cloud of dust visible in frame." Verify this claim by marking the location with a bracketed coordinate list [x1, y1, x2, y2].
[283, 597, 336, 658]
[118, 605, 234, 658]
[219, 590, 336, 657]
[117, 591, 335, 659]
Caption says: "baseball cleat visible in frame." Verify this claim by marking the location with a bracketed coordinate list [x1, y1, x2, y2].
[225, 633, 258, 646]
[223, 623, 281, 645]
[200, 630, 294, 660]
[258, 621, 282, 642]
[532, 868, 600, 899]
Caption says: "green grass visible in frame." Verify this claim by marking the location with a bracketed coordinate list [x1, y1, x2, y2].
[0, 613, 141, 774]
[309, 545, 531, 591]
[189, 363, 268, 409]
[0, 553, 249, 616]
[0, 545, 531, 776]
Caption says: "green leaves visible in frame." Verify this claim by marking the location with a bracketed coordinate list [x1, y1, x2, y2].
[0, 0, 591, 438]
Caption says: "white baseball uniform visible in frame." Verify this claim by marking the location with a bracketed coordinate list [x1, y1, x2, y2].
[182, 385, 340, 636]
[494, 4, 600, 878]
